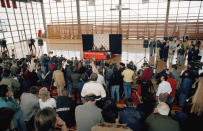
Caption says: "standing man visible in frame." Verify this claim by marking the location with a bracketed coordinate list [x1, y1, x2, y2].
[177, 41, 185, 66]
[163, 41, 169, 62]
[122, 64, 135, 98]
[140, 63, 153, 97]
[156, 75, 172, 101]
[168, 40, 177, 65]
[52, 65, 66, 96]
[1, 38, 8, 52]
[81, 73, 106, 99]
[159, 40, 165, 60]
[149, 40, 156, 56]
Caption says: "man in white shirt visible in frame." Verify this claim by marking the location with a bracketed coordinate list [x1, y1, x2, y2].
[156, 75, 172, 100]
[81, 73, 106, 98]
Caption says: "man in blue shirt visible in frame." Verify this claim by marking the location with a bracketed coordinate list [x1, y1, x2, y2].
[0, 85, 26, 131]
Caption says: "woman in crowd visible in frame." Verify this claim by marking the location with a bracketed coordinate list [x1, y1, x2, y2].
[38, 87, 56, 109]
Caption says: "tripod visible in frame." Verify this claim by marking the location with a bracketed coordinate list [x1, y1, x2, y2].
[136, 47, 148, 65]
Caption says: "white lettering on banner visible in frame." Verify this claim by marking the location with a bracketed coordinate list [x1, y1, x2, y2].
[56, 107, 70, 112]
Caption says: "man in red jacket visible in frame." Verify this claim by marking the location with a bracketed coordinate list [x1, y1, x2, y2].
[140, 63, 153, 98]
[167, 74, 177, 106]
[141, 63, 153, 82]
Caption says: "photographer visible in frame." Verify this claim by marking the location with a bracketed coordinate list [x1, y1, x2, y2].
[28, 37, 36, 52]
[1, 38, 8, 52]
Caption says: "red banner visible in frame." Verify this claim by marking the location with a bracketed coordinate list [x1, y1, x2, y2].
[84, 52, 107, 60]
[5, 0, 10, 8]
[1, 0, 6, 7]
[38, 30, 42, 38]
[12, 0, 17, 8]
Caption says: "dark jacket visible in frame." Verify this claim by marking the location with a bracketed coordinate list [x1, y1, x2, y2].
[145, 114, 180, 131]
[188, 48, 194, 62]
[163, 45, 169, 58]
[177, 44, 184, 55]
[179, 77, 192, 95]
[183, 113, 203, 131]
[105, 68, 113, 81]
[65, 65, 73, 79]
[159, 42, 165, 59]
[192, 49, 199, 61]
[109, 71, 122, 86]
[119, 107, 143, 131]
[56, 96, 76, 128]
[71, 73, 81, 89]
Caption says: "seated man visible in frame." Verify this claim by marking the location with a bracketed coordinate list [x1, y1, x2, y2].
[0, 107, 15, 131]
[0, 85, 26, 131]
[145, 102, 180, 131]
[100, 45, 106, 51]
[119, 97, 143, 131]
[20, 86, 39, 130]
[75, 94, 104, 131]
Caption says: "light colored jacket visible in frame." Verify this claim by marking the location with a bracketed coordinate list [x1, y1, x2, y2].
[53, 70, 66, 87]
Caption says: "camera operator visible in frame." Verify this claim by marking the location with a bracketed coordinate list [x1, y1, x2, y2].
[1, 38, 8, 52]
[140, 63, 153, 98]
[28, 37, 36, 52]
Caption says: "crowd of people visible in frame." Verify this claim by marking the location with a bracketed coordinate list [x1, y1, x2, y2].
[149, 38, 202, 67]
[0, 38, 202, 131]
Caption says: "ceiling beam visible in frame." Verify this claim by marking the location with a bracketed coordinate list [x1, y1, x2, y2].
[76, 0, 81, 25]
[76, 0, 81, 37]
[119, 0, 122, 33]
[164, 0, 171, 37]
[41, 1, 47, 38]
